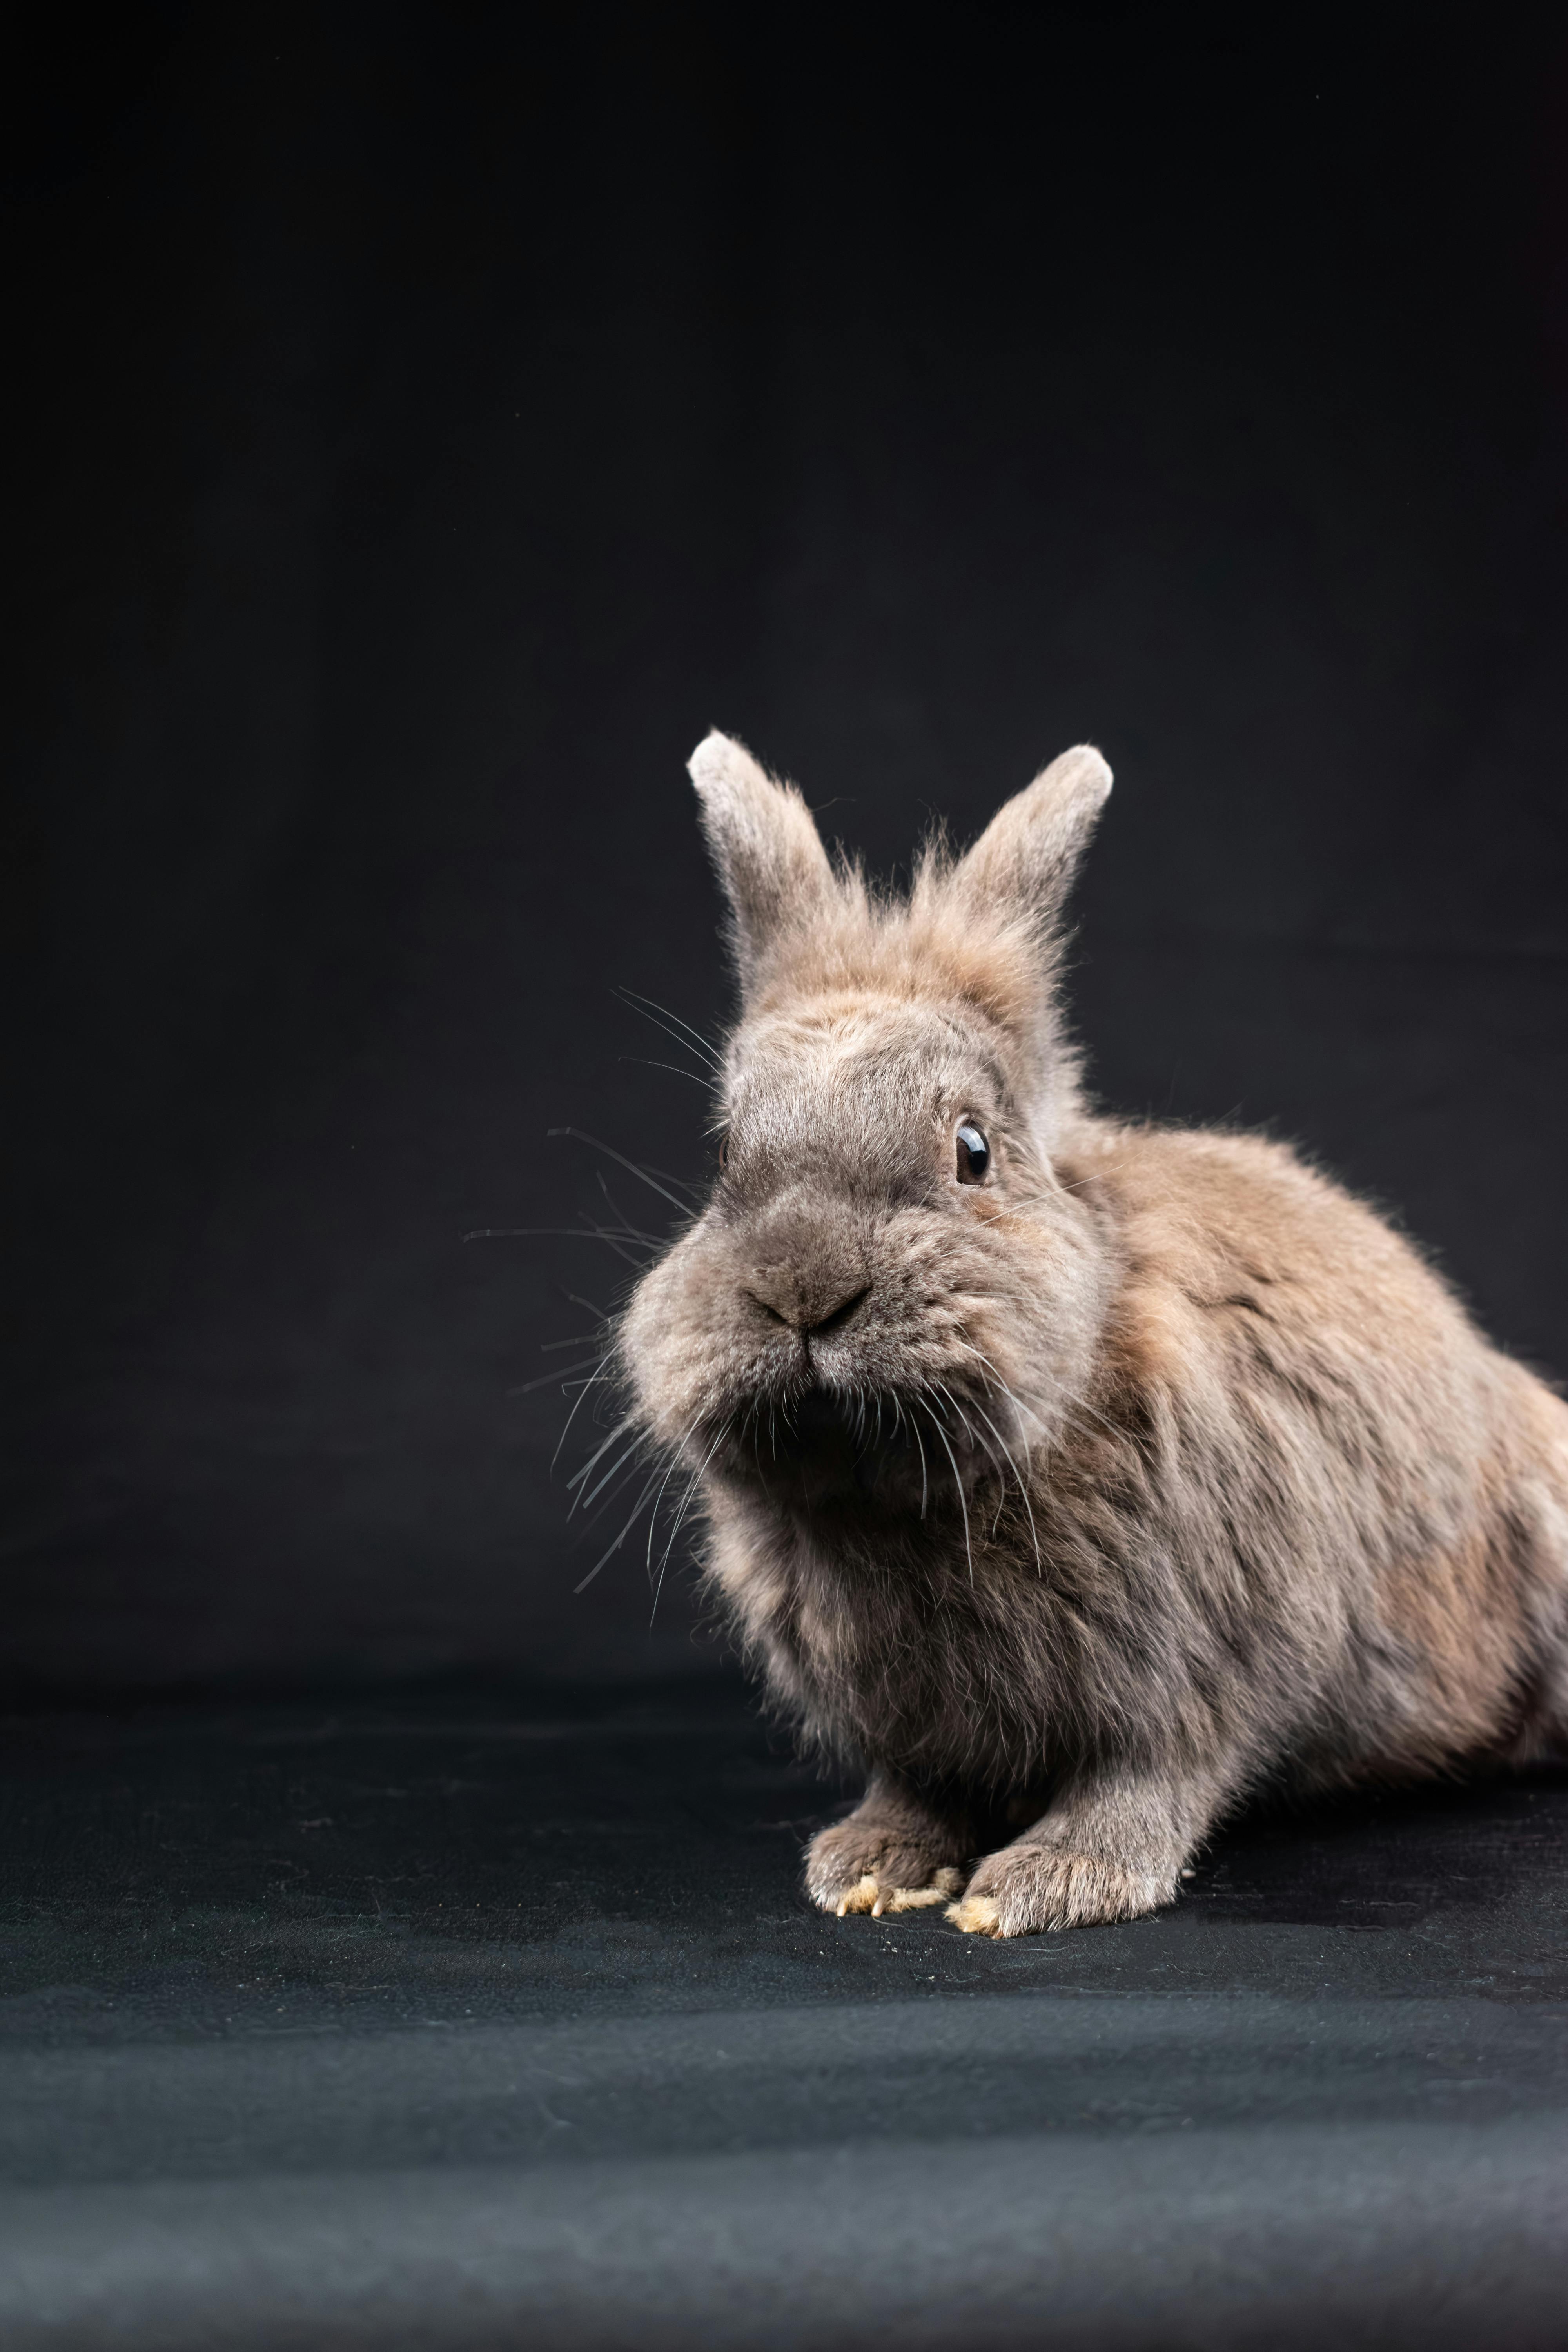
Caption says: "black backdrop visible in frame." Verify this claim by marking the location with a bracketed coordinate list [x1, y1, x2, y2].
[5, 3, 1567, 1695]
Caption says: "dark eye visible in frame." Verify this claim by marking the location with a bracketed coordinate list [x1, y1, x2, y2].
[956, 1122, 990, 1184]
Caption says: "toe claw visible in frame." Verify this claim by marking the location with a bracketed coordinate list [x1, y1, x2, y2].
[834, 1874, 881, 1917]
[946, 1894, 1003, 1937]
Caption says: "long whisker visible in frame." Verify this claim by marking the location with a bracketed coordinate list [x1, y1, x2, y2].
[950, 1346, 1044, 1429]
[577, 1446, 663, 1530]
[935, 1379, 986, 1454]
[548, 1127, 699, 1216]
[656, 1441, 718, 1577]
[936, 1380, 1011, 1538]
[463, 1227, 657, 1262]
[960, 1340, 1118, 1449]
[969, 1397, 1042, 1574]
[593, 1234, 651, 1271]
[619, 987, 725, 1066]
[590, 1176, 663, 1243]
[616, 988, 725, 1073]
[551, 1358, 617, 1468]
[583, 1192, 659, 1269]
[923, 1403, 973, 1584]
[566, 1410, 639, 1495]
[646, 1421, 702, 1573]
[508, 1356, 604, 1396]
[620, 1056, 714, 1089]
[575, 1436, 648, 1515]
[574, 1468, 664, 1595]
[650, 1418, 731, 1626]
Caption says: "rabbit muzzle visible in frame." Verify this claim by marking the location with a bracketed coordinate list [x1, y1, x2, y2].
[737, 1200, 870, 1336]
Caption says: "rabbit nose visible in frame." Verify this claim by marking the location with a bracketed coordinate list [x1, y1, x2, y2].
[748, 1260, 869, 1334]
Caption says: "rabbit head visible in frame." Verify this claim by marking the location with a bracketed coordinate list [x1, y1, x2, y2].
[621, 733, 1115, 1523]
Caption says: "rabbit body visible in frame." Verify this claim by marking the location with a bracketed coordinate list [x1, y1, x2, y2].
[621, 735, 1568, 1936]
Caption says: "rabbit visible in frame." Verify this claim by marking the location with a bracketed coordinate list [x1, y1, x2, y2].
[618, 730, 1568, 1936]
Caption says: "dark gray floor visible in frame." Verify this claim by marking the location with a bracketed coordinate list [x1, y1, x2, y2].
[2, 1677, 1566, 2348]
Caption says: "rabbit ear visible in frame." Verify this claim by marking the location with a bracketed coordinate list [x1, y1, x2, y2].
[952, 745, 1112, 937]
[689, 731, 835, 985]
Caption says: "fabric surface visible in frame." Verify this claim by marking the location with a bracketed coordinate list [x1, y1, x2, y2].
[3, 1677, 1564, 2347]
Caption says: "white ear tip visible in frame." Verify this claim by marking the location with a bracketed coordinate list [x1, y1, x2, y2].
[688, 729, 752, 791]
[1042, 743, 1113, 799]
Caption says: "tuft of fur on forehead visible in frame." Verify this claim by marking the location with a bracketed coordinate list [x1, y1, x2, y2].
[744, 851, 1074, 1102]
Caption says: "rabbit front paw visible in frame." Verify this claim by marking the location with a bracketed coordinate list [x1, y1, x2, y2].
[805, 1819, 965, 1918]
[947, 1842, 1175, 1937]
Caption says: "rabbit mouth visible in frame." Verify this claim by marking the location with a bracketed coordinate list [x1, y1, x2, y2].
[721, 1381, 987, 1513]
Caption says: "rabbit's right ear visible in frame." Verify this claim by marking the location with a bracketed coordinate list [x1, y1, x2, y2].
[688, 731, 835, 989]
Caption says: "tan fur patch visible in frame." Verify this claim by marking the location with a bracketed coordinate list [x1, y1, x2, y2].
[947, 1895, 1002, 1937]
[879, 1868, 964, 1915]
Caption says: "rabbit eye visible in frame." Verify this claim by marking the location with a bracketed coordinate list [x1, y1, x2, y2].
[956, 1122, 990, 1184]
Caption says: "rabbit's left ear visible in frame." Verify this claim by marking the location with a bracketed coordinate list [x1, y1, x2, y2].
[689, 731, 835, 987]
[953, 745, 1112, 937]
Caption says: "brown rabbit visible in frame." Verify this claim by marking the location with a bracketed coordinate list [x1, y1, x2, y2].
[619, 731, 1568, 1936]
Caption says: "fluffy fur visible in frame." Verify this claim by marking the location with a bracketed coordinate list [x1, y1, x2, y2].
[618, 731, 1568, 1935]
